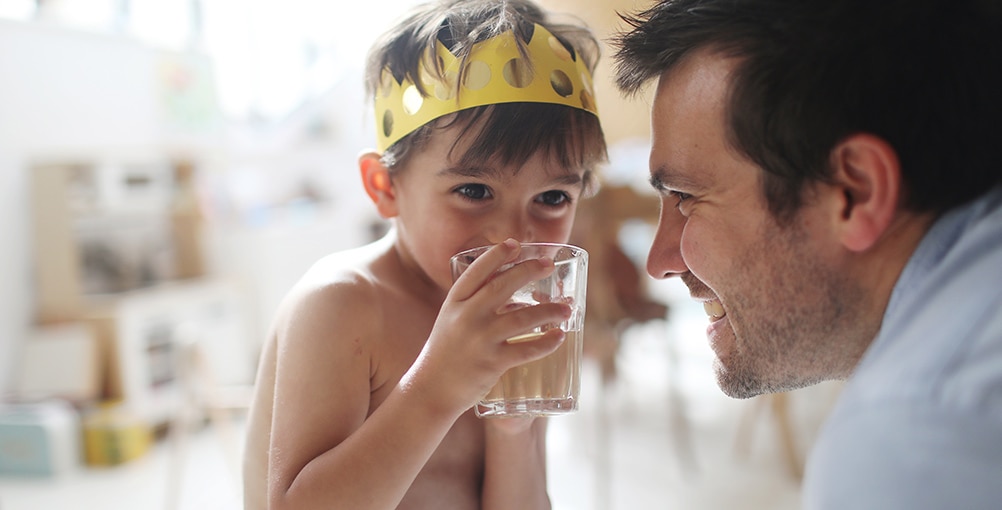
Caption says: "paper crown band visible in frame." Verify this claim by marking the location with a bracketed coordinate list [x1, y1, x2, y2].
[374, 23, 599, 152]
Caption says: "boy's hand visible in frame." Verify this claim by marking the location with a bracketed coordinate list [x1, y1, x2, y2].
[401, 239, 571, 418]
[484, 415, 538, 435]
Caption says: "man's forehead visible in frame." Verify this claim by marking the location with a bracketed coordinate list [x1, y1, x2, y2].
[655, 51, 735, 110]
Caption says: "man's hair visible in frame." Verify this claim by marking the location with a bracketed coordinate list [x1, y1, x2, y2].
[613, 0, 1002, 220]
[365, 0, 607, 184]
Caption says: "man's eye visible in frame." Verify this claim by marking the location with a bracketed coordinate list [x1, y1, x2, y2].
[537, 190, 571, 207]
[669, 190, 692, 208]
[454, 184, 491, 201]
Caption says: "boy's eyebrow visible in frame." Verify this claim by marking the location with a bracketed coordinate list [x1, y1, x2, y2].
[438, 166, 584, 186]
[438, 165, 504, 179]
[550, 173, 583, 186]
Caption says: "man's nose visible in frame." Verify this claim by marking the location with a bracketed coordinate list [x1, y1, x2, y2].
[647, 204, 687, 279]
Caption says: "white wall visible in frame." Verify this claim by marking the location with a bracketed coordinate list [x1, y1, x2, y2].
[0, 152, 30, 395]
[0, 18, 382, 394]
[0, 19, 220, 394]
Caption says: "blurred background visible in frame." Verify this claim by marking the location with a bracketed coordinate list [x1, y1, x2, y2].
[0, 0, 842, 508]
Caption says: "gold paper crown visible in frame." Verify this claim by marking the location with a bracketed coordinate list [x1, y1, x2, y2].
[374, 23, 599, 152]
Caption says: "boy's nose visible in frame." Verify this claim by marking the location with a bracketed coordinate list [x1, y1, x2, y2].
[488, 213, 534, 244]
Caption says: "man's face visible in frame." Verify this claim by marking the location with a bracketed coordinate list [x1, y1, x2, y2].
[646, 50, 864, 398]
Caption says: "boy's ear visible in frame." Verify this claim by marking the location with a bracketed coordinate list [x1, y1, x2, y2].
[358, 151, 398, 219]
[827, 133, 901, 252]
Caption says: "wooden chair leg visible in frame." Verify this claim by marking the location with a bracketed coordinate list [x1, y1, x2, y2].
[662, 319, 699, 478]
[733, 393, 802, 481]
[771, 392, 802, 480]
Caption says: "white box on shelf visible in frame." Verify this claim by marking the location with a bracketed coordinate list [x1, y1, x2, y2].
[14, 323, 100, 403]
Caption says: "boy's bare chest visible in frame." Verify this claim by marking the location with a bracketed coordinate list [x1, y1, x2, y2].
[400, 409, 486, 509]
[365, 298, 487, 508]
[367, 297, 439, 407]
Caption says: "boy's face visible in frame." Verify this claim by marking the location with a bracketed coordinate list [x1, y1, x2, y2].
[388, 123, 588, 292]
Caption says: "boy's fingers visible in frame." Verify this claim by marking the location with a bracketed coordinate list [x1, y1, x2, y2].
[449, 239, 520, 301]
[502, 328, 565, 365]
[450, 240, 558, 311]
[480, 257, 555, 306]
[505, 331, 547, 344]
[497, 301, 571, 340]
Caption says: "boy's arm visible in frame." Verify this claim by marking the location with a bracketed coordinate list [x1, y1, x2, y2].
[482, 418, 552, 510]
[267, 279, 458, 510]
[268, 240, 570, 510]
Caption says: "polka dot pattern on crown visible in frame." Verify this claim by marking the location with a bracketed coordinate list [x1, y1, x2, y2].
[373, 23, 599, 152]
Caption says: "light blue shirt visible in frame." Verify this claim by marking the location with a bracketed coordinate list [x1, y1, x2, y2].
[804, 186, 1002, 509]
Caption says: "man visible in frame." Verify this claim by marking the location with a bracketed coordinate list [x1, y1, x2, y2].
[611, 0, 1002, 508]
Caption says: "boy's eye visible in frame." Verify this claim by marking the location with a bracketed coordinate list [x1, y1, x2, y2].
[454, 183, 492, 201]
[537, 190, 571, 207]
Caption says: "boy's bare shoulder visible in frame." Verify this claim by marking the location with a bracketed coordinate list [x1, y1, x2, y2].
[274, 241, 391, 343]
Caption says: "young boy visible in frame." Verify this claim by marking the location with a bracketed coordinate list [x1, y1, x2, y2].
[242, 1, 606, 508]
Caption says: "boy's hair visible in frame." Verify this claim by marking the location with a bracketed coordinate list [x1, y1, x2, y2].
[613, 0, 1002, 221]
[365, 0, 607, 189]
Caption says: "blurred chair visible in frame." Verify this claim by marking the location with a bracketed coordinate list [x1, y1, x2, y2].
[164, 322, 253, 510]
[734, 384, 843, 482]
[734, 392, 803, 480]
[573, 184, 669, 382]
[571, 184, 698, 509]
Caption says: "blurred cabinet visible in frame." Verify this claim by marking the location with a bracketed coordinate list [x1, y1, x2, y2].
[24, 154, 250, 426]
[83, 279, 251, 425]
[30, 155, 203, 323]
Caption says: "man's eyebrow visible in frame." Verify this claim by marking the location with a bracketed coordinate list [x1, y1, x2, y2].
[649, 165, 703, 193]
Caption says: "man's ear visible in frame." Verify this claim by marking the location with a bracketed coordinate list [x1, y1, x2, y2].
[828, 134, 901, 252]
[358, 151, 398, 219]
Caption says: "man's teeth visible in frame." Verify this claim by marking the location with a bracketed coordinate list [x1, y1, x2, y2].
[703, 300, 726, 321]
